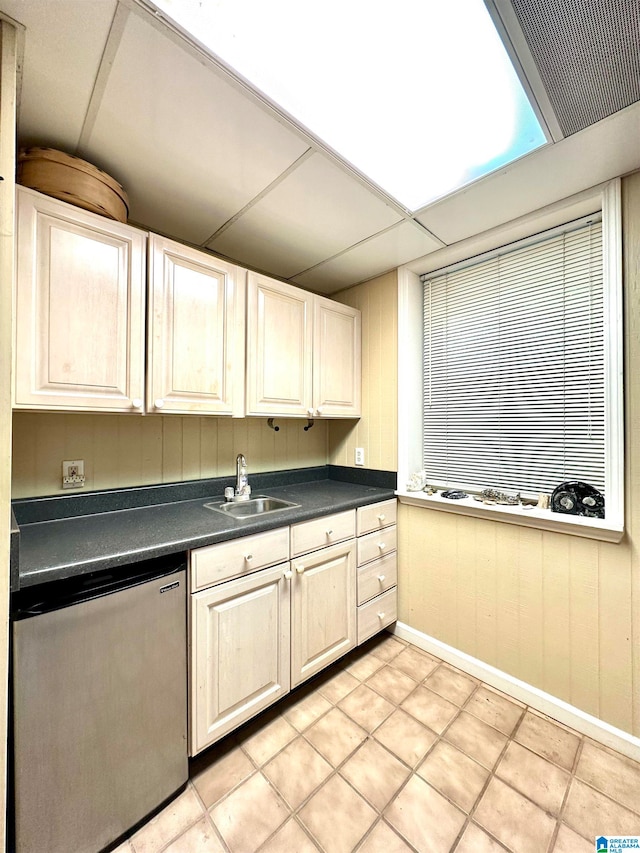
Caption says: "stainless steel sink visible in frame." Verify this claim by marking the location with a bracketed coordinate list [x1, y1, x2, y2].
[203, 495, 300, 519]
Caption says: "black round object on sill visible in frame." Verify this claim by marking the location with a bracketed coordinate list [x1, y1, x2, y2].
[550, 481, 605, 519]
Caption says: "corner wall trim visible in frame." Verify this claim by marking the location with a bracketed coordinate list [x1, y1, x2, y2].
[392, 621, 640, 762]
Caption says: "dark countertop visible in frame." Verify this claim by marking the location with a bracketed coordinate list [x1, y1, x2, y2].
[10, 508, 19, 593]
[14, 471, 396, 589]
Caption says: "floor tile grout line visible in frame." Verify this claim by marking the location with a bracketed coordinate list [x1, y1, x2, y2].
[353, 813, 422, 853]
[252, 801, 318, 852]
[129, 781, 210, 853]
[188, 777, 233, 853]
[448, 702, 527, 853]
[180, 637, 640, 853]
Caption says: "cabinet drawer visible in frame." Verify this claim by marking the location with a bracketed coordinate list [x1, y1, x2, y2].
[357, 588, 397, 644]
[357, 552, 397, 605]
[357, 525, 397, 566]
[290, 510, 355, 557]
[356, 499, 397, 536]
[190, 527, 290, 591]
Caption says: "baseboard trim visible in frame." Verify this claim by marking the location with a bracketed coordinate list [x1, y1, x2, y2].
[392, 621, 640, 762]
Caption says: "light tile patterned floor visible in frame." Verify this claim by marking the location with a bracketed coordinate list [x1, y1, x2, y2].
[115, 633, 640, 853]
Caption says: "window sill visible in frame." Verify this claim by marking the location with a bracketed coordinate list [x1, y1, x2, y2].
[396, 490, 624, 543]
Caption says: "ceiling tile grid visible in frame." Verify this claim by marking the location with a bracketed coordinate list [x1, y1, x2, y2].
[4, 0, 117, 152]
[206, 152, 404, 279]
[6, 0, 640, 292]
[292, 220, 444, 293]
[82, 8, 311, 244]
[414, 103, 640, 248]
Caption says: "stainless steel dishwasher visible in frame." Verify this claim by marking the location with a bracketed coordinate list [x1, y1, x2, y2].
[12, 553, 188, 853]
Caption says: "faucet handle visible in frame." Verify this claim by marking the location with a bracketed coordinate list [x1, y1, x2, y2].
[224, 487, 234, 502]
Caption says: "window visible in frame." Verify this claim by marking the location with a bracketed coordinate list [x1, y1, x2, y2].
[397, 180, 623, 541]
[422, 218, 604, 497]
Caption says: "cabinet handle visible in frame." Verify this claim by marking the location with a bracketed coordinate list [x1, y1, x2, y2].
[377, 574, 386, 583]
[307, 408, 314, 417]
[316, 407, 323, 416]
[377, 612, 385, 620]
[378, 513, 386, 522]
[284, 570, 293, 580]
[154, 398, 165, 409]
[131, 398, 143, 409]
[326, 529, 333, 536]
[378, 542, 386, 550]
[245, 554, 253, 562]
[296, 564, 305, 574]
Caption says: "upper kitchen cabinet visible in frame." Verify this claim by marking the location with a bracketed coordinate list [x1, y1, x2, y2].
[246, 273, 313, 417]
[313, 295, 361, 418]
[14, 187, 146, 412]
[246, 272, 361, 418]
[147, 235, 245, 416]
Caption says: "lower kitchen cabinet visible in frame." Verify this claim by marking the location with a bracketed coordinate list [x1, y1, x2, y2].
[190, 561, 290, 755]
[356, 500, 398, 644]
[291, 538, 356, 688]
[189, 500, 395, 755]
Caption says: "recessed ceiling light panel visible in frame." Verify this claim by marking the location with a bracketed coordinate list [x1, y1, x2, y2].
[152, 0, 547, 211]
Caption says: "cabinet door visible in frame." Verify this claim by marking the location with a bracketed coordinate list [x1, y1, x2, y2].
[14, 187, 145, 411]
[291, 540, 356, 688]
[148, 235, 245, 415]
[246, 272, 313, 416]
[190, 563, 290, 755]
[313, 296, 361, 418]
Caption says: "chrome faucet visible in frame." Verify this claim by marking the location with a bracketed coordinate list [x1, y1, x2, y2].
[225, 453, 252, 502]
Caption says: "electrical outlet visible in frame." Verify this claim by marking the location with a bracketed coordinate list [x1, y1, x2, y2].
[62, 459, 85, 489]
[355, 447, 365, 466]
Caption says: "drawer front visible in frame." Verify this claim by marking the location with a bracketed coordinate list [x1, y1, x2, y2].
[190, 527, 290, 591]
[357, 588, 397, 644]
[357, 552, 397, 605]
[290, 510, 355, 557]
[357, 525, 397, 566]
[356, 499, 397, 536]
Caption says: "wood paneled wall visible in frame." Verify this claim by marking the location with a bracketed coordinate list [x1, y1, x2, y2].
[11, 413, 328, 497]
[328, 270, 398, 472]
[398, 172, 640, 737]
[321, 175, 640, 737]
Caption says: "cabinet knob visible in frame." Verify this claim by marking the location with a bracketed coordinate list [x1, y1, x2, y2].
[377, 612, 385, 620]
[284, 570, 293, 580]
[154, 398, 165, 409]
[307, 408, 314, 417]
[316, 407, 323, 416]
[296, 564, 305, 574]
[378, 542, 386, 550]
[326, 529, 333, 536]
[245, 554, 253, 562]
[377, 574, 386, 583]
[131, 398, 143, 409]
[378, 514, 386, 522]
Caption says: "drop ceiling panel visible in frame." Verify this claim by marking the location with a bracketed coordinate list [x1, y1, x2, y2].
[292, 220, 442, 294]
[84, 9, 309, 244]
[206, 153, 403, 278]
[416, 102, 640, 246]
[5, 0, 117, 151]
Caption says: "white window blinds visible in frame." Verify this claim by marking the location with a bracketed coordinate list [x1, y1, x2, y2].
[422, 218, 604, 496]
